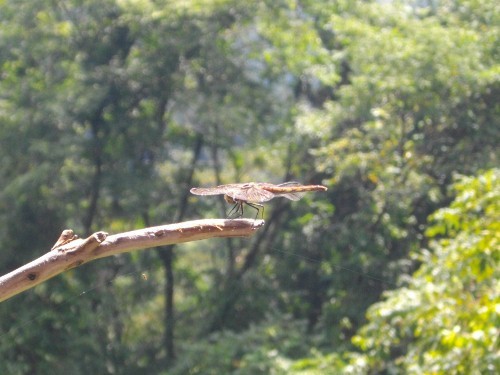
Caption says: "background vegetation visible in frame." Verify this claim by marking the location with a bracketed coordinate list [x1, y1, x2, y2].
[0, 0, 498, 374]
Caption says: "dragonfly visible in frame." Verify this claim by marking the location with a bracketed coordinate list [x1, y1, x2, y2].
[190, 182, 328, 219]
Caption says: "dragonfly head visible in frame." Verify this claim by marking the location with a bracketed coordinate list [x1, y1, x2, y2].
[224, 194, 237, 204]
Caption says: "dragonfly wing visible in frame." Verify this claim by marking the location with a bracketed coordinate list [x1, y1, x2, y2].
[262, 182, 305, 201]
[192, 181, 325, 203]
[275, 192, 305, 201]
[190, 186, 229, 196]
[190, 183, 268, 200]
[276, 181, 302, 187]
[228, 184, 275, 203]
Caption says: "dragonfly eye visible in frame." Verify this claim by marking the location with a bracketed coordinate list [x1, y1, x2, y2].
[224, 195, 236, 204]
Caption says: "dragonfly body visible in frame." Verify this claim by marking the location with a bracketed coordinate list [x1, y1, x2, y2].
[190, 182, 327, 218]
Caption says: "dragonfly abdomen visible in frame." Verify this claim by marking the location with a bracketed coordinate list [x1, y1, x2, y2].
[260, 185, 327, 194]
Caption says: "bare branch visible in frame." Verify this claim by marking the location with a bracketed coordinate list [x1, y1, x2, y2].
[0, 219, 264, 303]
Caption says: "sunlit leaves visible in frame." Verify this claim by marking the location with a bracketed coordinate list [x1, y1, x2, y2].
[255, 0, 339, 85]
[351, 169, 499, 374]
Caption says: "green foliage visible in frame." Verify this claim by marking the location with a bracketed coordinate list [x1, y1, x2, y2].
[350, 169, 499, 374]
[0, 0, 498, 373]
[284, 0, 499, 348]
[169, 315, 325, 375]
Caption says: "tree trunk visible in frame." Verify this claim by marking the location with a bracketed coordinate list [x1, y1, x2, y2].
[157, 133, 204, 364]
[158, 249, 175, 361]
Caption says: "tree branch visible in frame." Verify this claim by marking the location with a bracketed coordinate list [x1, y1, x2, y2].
[0, 219, 264, 303]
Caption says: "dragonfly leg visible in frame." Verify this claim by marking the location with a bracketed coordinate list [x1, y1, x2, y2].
[227, 201, 244, 218]
[245, 202, 264, 220]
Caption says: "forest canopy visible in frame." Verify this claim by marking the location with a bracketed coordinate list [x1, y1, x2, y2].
[0, 0, 498, 374]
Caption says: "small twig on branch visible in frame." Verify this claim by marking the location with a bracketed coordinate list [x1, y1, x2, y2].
[0, 219, 264, 303]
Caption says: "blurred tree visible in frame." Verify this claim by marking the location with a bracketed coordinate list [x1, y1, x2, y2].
[0, 0, 498, 373]
[258, 0, 499, 350]
[0, 0, 304, 372]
